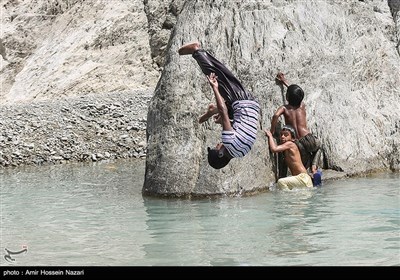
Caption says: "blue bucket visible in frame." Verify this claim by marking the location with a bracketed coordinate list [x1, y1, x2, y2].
[313, 170, 322, 187]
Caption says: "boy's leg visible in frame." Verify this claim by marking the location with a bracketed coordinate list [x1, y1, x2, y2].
[296, 138, 312, 169]
[192, 49, 251, 103]
[311, 148, 322, 172]
[277, 174, 312, 190]
[178, 42, 253, 102]
[277, 177, 293, 190]
[178, 42, 201, 55]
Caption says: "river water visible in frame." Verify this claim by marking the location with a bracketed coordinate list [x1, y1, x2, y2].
[1, 159, 399, 266]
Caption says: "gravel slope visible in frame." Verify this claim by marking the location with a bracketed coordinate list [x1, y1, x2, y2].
[0, 90, 152, 167]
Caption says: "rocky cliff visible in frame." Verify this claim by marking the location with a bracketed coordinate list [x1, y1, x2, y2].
[0, 0, 184, 103]
[144, 0, 400, 197]
[0, 0, 180, 166]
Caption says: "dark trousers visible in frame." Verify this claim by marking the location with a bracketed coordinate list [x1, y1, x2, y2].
[192, 49, 254, 105]
[296, 133, 322, 169]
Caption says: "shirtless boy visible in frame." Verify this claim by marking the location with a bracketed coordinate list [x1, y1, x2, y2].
[271, 72, 322, 176]
[265, 125, 313, 189]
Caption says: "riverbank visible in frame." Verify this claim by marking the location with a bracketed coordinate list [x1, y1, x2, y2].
[0, 90, 152, 168]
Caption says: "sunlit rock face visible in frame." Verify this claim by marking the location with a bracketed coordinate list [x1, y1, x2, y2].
[144, 0, 400, 197]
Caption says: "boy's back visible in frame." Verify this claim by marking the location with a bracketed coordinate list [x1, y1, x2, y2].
[281, 102, 310, 138]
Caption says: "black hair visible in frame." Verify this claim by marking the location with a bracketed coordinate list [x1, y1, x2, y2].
[207, 147, 231, 169]
[281, 125, 296, 139]
[286, 84, 304, 106]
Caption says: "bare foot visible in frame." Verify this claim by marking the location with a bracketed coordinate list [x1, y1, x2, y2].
[178, 42, 201, 55]
[199, 104, 218, 123]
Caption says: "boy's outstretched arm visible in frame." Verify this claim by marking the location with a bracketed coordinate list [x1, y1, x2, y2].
[207, 73, 232, 131]
[265, 130, 277, 153]
[276, 72, 289, 87]
[199, 104, 219, 124]
[270, 106, 285, 135]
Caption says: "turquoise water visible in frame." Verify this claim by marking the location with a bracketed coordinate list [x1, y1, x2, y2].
[0, 159, 399, 266]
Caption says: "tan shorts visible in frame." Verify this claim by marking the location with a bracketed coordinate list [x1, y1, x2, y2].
[277, 173, 313, 190]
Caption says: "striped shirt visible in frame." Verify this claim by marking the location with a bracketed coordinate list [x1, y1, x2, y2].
[221, 100, 260, 158]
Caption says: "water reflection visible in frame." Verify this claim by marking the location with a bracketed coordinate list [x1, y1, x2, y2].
[1, 160, 151, 266]
[142, 189, 325, 266]
[142, 198, 208, 265]
[269, 190, 318, 258]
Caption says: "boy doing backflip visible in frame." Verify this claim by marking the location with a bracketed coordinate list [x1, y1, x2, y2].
[178, 42, 260, 169]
